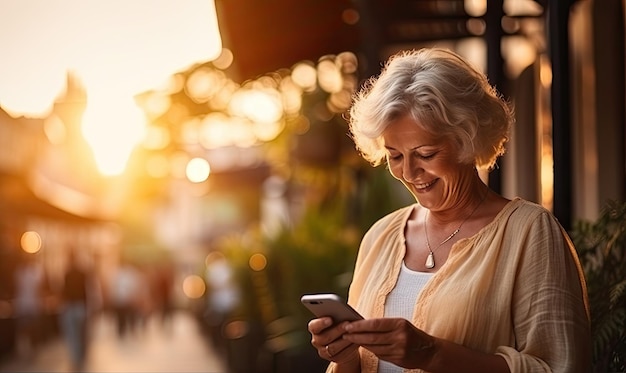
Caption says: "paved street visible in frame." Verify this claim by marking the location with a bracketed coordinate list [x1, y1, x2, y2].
[0, 310, 226, 373]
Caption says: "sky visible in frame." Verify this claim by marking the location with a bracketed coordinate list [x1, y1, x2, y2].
[0, 0, 223, 176]
[0, 0, 222, 118]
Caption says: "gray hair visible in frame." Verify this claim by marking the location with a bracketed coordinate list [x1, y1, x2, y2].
[348, 48, 514, 170]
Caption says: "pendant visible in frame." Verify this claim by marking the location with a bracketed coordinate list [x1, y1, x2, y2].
[425, 252, 435, 269]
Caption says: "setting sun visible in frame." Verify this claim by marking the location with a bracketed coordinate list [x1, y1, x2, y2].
[81, 93, 147, 176]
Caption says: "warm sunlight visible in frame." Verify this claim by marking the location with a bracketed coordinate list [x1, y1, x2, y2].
[81, 93, 147, 176]
[0, 0, 223, 175]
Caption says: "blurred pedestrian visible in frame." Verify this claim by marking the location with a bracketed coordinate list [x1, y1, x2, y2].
[13, 252, 44, 359]
[153, 262, 175, 330]
[111, 259, 141, 337]
[59, 250, 90, 370]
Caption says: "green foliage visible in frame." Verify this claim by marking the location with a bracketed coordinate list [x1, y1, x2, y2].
[572, 200, 626, 373]
[266, 204, 360, 317]
[215, 198, 361, 349]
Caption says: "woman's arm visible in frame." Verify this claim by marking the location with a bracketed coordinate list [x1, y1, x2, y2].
[426, 338, 510, 373]
[496, 211, 591, 372]
[342, 318, 510, 372]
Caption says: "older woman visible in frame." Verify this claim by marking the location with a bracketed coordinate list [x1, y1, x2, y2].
[307, 48, 590, 373]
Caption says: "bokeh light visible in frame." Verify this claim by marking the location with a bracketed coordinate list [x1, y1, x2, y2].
[186, 157, 211, 183]
[317, 58, 343, 93]
[20, 231, 42, 254]
[291, 62, 318, 92]
[199, 113, 235, 149]
[249, 253, 267, 272]
[465, 0, 487, 17]
[185, 67, 226, 104]
[212, 48, 234, 70]
[229, 88, 283, 125]
[222, 320, 249, 340]
[182, 274, 206, 299]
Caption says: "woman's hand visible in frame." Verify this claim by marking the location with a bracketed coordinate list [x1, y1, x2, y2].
[308, 317, 360, 365]
[342, 318, 436, 369]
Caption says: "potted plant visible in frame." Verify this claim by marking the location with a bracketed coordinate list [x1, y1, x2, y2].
[571, 200, 626, 372]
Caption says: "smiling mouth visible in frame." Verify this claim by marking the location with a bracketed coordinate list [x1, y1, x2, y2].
[415, 179, 437, 190]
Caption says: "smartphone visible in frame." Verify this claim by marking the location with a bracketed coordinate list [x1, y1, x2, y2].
[301, 293, 364, 323]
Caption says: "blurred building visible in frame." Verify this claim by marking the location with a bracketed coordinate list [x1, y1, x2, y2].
[0, 75, 119, 358]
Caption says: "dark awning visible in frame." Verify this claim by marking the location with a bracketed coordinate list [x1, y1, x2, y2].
[0, 173, 105, 223]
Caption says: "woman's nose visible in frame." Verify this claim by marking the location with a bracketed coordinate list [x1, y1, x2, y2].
[402, 157, 421, 180]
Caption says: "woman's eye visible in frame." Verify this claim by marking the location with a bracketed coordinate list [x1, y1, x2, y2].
[388, 151, 436, 161]
[413, 151, 437, 159]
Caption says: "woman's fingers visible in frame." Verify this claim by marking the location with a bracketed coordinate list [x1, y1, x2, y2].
[342, 318, 435, 368]
[322, 334, 360, 363]
[308, 318, 359, 362]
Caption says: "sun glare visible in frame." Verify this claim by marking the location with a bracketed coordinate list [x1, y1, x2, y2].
[82, 94, 147, 176]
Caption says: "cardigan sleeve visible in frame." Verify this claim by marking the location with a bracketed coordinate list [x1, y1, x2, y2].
[495, 211, 591, 373]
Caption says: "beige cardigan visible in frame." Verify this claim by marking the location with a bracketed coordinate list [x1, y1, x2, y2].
[329, 198, 590, 373]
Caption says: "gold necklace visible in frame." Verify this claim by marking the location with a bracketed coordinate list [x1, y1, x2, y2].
[424, 191, 488, 269]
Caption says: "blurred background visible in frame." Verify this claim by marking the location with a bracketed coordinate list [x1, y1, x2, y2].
[0, 0, 624, 372]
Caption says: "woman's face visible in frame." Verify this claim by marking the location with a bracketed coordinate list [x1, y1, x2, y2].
[382, 114, 475, 211]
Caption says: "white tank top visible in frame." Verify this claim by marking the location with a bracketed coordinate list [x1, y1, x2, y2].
[379, 262, 434, 373]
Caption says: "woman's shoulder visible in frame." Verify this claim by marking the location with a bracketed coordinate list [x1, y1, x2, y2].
[501, 197, 552, 219]
[500, 197, 567, 233]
